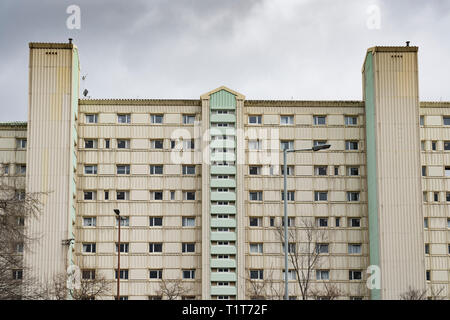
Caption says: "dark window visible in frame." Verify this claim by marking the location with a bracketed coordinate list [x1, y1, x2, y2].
[182, 243, 195, 253]
[149, 243, 163, 253]
[250, 270, 264, 280]
[149, 217, 163, 226]
[115, 269, 129, 279]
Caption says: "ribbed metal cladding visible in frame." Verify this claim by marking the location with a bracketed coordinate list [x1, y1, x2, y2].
[371, 49, 426, 299]
[24, 45, 76, 287]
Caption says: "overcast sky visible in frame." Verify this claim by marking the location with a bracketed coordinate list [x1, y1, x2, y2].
[0, 0, 449, 122]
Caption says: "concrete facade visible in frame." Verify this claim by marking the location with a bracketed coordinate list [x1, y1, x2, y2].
[0, 42, 449, 299]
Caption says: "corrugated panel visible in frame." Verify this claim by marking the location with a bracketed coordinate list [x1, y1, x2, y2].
[210, 90, 237, 109]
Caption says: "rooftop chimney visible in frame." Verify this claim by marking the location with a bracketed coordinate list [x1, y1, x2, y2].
[406, 41, 410, 47]
[68, 38, 73, 44]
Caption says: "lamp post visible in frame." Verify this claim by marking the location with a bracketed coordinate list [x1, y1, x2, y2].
[283, 144, 330, 300]
[114, 209, 121, 300]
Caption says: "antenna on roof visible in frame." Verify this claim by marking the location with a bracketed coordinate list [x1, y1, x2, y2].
[69, 38, 73, 44]
[406, 41, 410, 47]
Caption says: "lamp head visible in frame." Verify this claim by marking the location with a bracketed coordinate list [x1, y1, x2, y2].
[114, 209, 120, 216]
[312, 144, 331, 151]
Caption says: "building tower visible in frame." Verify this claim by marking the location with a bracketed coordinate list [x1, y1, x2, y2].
[362, 45, 426, 299]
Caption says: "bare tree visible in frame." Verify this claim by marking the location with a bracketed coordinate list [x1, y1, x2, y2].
[275, 217, 327, 300]
[45, 270, 111, 300]
[0, 183, 46, 300]
[246, 268, 283, 300]
[156, 279, 192, 300]
[310, 282, 343, 300]
[400, 285, 446, 300]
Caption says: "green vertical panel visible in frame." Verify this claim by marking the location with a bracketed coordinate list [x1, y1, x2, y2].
[210, 90, 236, 109]
[364, 52, 381, 300]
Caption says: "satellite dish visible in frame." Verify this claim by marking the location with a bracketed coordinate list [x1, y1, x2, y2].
[83, 89, 89, 97]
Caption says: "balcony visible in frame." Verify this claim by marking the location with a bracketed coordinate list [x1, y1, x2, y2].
[210, 165, 236, 175]
[210, 245, 236, 255]
[210, 152, 236, 162]
[211, 232, 236, 241]
[211, 259, 236, 268]
[211, 218, 236, 228]
[210, 286, 237, 295]
[210, 205, 236, 214]
[210, 139, 235, 149]
[210, 179, 236, 188]
[210, 114, 236, 123]
[211, 192, 236, 201]
[211, 272, 237, 282]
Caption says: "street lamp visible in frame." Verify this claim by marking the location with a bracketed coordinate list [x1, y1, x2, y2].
[283, 144, 330, 300]
[114, 209, 121, 300]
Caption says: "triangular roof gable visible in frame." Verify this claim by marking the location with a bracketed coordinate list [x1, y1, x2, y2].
[200, 86, 245, 100]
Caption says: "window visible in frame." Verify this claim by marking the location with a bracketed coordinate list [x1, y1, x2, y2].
[149, 165, 163, 175]
[334, 166, 339, 176]
[183, 139, 195, 150]
[116, 165, 130, 175]
[82, 269, 96, 280]
[421, 140, 425, 151]
[313, 140, 327, 147]
[445, 166, 450, 177]
[115, 269, 129, 280]
[444, 116, 450, 125]
[2, 164, 9, 175]
[17, 217, 25, 226]
[15, 190, 25, 201]
[84, 165, 97, 174]
[182, 217, 195, 227]
[150, 114, 163, 124]
[345, 116, 357, 125]
[347, 167, 359, 176]
[183, 191, 196, 201]
[281, 191, 295, 201]
[349, 270, 362, 280]
[17, 164, 26, 175]
[84, 139, 97, 149]
[117, 114, 131, 123]
[12, 270, 23, 280]
[249, 166, 261, 175]
[249, 217, 262, 227]
[423, 191, 427, 202]
[149, 243, 163, 253]
[182, 270, 196, 279]
[16, 242, 24, 253]
[183, 114, 195, 124]
[249, 243, 263, 254]
[315, 166, 327, 176]
[432, 141, 437, 151]
[82, 243, 96, 253]
[83, 191, 96, 201]
[445, 141, 450, 151]
[248, 115, 262, 124]
[424, 218, 429, 229]
[434, 192, 439, 202]
[313, 115, 326, 125]
[280, 115, 294, 125]
[151, 139, 164, 149]
[426, 270, 431, 281]
[85, 114, 98, 123]
[348, 244, 362, 254]
[249, 191, 263, 201]
[316, 243, 329, 254]
[182, 165, 196, 175]
[422, 166, 427, 176]
[316, 270, 329, 280]
[116, 243, 129, 253]
[447, 193, 450, 202]
[280, 140, 294, 151]
[283, 243, 296, 253]
[248, 140, 261, 150]
[282, 217, 295, 227]
[283, 270, 296, 280]
[17, 139, 27, 149]
[314, 191, 328, 201]
[250, 270, 264, 280]
[349, 218, 361, 227]
[345, 141, 359, 150]
[420, 116, 424, 126]
[335, 217, 341, 227]
[149, 295, 163, 300]
[281, 165, 294, 176]
[182, 243, 195, 253]
[83, 217, 96, 227]
[317, 218, 328, 227]
[117, 139, 130, 149]
[116, 216, 129, 227]
[151, 191, 163, 200]
[116, 190, 130, 201]
[425, 244, 430, 255]
[269, 217, 275, 227]
[149, 217, 163, 227]
[170, 191, 175, 200]
[347, 192, 360, 202]
[105, 139, 110, 149]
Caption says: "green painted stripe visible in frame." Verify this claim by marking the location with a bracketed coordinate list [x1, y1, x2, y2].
[364, 52, 381, 300]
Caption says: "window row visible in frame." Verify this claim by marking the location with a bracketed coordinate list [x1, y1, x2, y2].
[421, 166, 450, 177]
[82, 216, 196, 227]
[249, 242, 363, 254]
[82, 190, 198, 201]
[248, 115, 359, 126]
[0, 163, 26, 175]
[247, 140, 360, 151]
[110, 269, 197, 280]
[248, 165, 361, 176]
[82, 242, 198, 254]
[421, 140, 450, 151]
[423, 191, 450, 202]
[85, 113, 197, 125]
[83, 138, 195, 150]
[83, 164, 196, 175]
[419, 115, 450, 126]
[248, 191, 361, 202]
[249, 269, 364, 281]
[248, 217, 361, 228]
